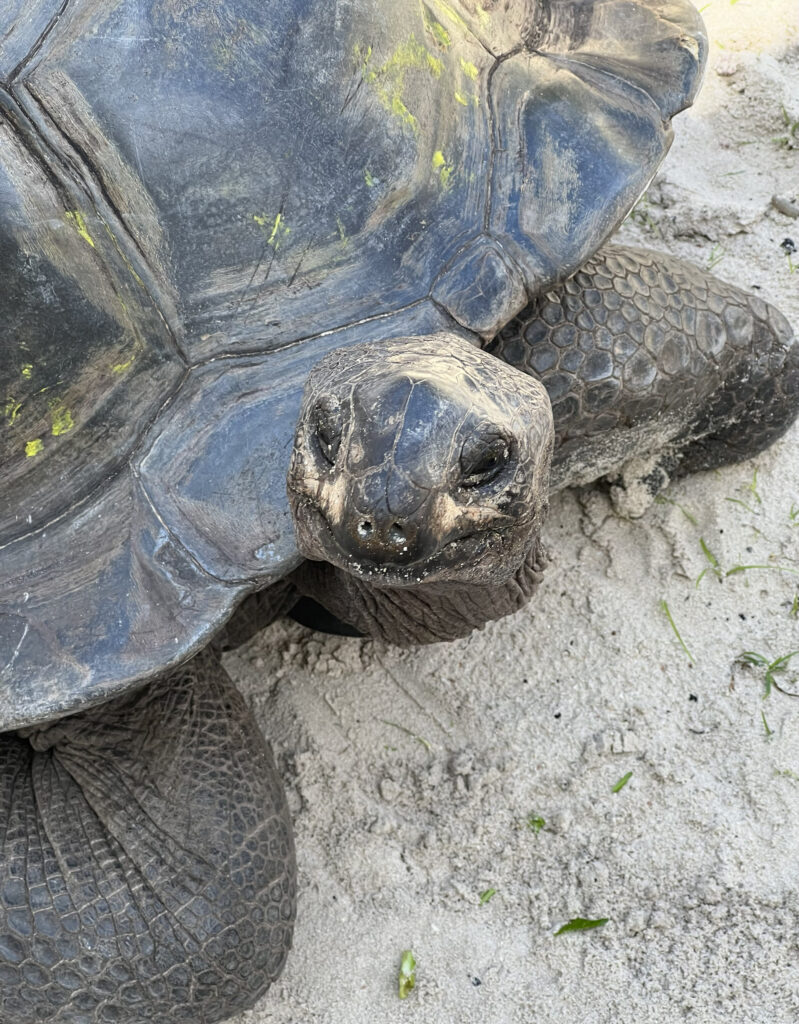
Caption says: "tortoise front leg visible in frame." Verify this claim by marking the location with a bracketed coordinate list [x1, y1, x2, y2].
[0, 650, 295, 1024]
[488, 246, 799, 511]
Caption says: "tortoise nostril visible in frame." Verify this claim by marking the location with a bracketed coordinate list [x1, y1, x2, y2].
[354, 518, 412, 552]
[388, 523, 406, 546]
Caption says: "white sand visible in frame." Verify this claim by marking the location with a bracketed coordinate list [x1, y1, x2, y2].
[226, 6, 799, 1022]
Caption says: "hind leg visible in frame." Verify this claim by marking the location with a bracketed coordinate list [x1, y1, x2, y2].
[489, 245, 799, 513]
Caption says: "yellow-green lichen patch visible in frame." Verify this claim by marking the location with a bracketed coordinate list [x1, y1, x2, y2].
[421, 4, 452, 49]
[65, 210, 96, 248]
[4, 398, 22, 424]
[336, 216, 349, 248]
[459, 57, 479, 80]
[112, 355, 136, 374]
[254, 212, 290, 250]
[429, 0, 472, 36]
[49, 401, 75, 437]
[432, 149, 454, 189]
[21, 363, 33, 379]
[25, 438, 43, 457]
[454, 90, 478, 107]
[356, 36, 443, 134]
[364, 168, 376, 187]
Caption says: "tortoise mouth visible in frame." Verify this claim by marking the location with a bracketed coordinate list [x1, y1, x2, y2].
[286, 333, 555, 588]
[292, 497, 509, 588]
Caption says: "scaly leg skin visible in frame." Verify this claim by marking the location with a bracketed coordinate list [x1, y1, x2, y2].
[489, 245, 799, 515]
[0, 650, 295, 1024]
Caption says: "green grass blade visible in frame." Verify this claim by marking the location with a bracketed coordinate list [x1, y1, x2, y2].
[770, 652, 799, 670]
[726, 565, 799, 577]
[738, 651, 768, 667]
[724, 497, 759, 514]
[655, 496, 698, 525]
[398, 950, 416, 999]
[612, 771, 633, 793]
[699, 538, 719, 568]
[555, 917, 609, 936]
[381, 720, 433, 752]
[660, 600, 695, 664]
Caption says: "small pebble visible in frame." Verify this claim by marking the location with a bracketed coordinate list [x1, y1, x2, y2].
[649, 909, 671, 930]
[714, 54, 740, 77]
[626, 909, 647, 935]
[379, 778, 400, 803]
[772, 195, 799, 219]
[449, 750, 474, 776]
[547, 809, 573, 834]
[369, 814, 395, 835]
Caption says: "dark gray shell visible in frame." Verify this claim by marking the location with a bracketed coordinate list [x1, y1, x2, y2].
[0, 0, 706, 728]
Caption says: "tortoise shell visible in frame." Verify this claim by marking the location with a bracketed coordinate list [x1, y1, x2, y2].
[0, 0, 705, 728]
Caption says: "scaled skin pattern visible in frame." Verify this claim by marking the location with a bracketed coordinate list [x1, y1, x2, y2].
[0, 1, 798, 1024]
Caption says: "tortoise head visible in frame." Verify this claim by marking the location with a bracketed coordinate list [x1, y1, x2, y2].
[287, 333, 553, 587]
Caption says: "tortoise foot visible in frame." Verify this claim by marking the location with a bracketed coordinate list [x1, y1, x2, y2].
[0, 650, 295, 1024]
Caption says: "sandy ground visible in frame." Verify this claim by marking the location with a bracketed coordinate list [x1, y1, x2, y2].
[224, 6, 799, 1023]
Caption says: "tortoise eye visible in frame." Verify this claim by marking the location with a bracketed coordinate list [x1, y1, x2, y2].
[313, 398, 343, 466]
[460, 433, 512, 488]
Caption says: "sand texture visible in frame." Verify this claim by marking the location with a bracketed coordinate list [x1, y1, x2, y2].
[225, 6, 799, 1022]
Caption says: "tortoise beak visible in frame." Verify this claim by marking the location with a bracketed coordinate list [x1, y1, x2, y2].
[286, 333, 554, 586]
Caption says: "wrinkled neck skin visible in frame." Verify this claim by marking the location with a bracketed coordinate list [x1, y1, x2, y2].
[287, 333, 554, 641]
[291, 537, 549, 646]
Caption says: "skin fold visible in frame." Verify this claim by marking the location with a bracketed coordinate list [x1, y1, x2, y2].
[0, 652, 295, 1024]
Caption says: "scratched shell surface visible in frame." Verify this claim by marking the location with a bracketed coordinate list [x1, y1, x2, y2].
[0, 0, 705, 728]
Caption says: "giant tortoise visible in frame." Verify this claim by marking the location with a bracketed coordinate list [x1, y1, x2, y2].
[1, 0, 797, 1021]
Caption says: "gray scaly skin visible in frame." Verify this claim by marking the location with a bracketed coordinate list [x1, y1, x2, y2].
[491, 247, 799, 508]
[0, 652, 294, 1024]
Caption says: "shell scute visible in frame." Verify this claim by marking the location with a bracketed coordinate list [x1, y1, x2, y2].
[0, 99, 181, 548]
